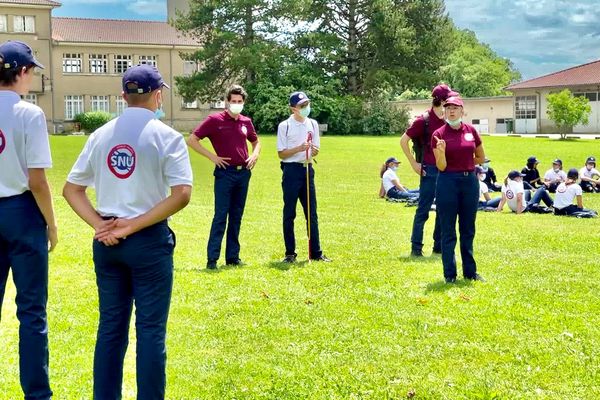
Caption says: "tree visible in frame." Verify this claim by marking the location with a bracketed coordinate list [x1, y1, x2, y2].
[546, 89, 592, 139]
[439, 29, 521, 97]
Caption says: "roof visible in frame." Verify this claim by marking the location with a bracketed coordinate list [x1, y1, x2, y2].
[0, 0, 61, 6]
[51, 17, 199, 47]
[506, 59, 600, 90]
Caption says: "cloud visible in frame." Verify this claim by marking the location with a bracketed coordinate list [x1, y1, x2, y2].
[445, 0, 600, 79]
[125, 0, 166, 16]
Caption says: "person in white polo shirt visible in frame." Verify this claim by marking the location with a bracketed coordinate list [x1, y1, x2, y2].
[277, 91, 331, 263]
[543, 158, 567, 193]
[62, 64, 193, 399]
[554, 168, 597, 216]
[579, 156, 600, 193]
[497, 170, 554, 214]
[0, 40, 56, 400]
[379, 156, 419, 201]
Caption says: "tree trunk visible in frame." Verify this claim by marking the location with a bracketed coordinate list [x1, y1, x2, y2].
[347, 0, 359, 95]
[244, 4, 256, 84]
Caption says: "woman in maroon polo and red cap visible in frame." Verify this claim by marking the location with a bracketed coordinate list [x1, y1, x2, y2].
[431, 96, 486, 283]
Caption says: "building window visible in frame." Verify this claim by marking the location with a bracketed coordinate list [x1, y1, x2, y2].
[90, 95, 110, 113]
[183, 99, 198, 109]
[515, 96, 536, 119]
[574, 92, 598, 102]
[0, 15, 7, 32]
[65, 95, 84, 120]
[211, 100, 225, 109]
[89, 54, 108, 74]
[22, 94, 37, 105]
[63, 53, 82, 73]
[115, 97, 127, 116]
[114, 55, 132, 74]
[14, 16, 35, 33]
[183, 61, 198, 76]
[138, 55, 157, 67]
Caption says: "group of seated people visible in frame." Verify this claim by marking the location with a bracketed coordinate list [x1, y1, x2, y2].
[479, 156, 599, 217]
[379, 155, 599, 218]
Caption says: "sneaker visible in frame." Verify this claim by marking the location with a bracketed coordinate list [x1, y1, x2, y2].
[465, 273, 485, 282]
[445, 277, 456, 283]
[226, 259, 245, 266]
[410, 249, 424, 257]
[281, 254, 297, 263]
[311, 254, 332, 262]
[206, 260, 217, 270]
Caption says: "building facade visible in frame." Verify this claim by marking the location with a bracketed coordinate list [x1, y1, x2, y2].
[0, 0, 212, 133]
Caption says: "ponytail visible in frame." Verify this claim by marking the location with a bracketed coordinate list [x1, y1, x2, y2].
[380, 163, 388, 178]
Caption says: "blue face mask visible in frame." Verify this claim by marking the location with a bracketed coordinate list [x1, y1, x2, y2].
[155, 107, 165, 120]
[299, 105, 311, 118]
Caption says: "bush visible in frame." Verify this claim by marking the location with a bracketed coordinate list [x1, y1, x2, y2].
[73, 111, 113, 133]
[361, 97, 410, 135]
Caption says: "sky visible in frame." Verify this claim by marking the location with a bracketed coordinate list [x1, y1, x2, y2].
[52, 0, 600, 80]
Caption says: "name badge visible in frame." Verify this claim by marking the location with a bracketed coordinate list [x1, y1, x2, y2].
[241, 125, 248, 135]
[464, 133, 474, 141]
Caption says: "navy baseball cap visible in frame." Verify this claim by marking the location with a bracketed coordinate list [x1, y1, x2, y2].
[552, 158, 562, 165]
[432, 84, 459, 101]
[289, 91, 310, 107]
[527, 156, 539, 164]
[0, 41, 44, 70]
[586, 156, 596, 164]
[567, 168, 579, 179]
[508, 170, 525, 180]
[386, 157, 400, 164]
[122, 64, 170, 94]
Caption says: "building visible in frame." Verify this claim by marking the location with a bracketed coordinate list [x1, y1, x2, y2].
[506, 60, 600, 135]
[0, 0, 212, 133]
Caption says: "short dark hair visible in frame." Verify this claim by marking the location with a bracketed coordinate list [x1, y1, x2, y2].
[226, 85, 247, 102]
[0, 60, 34, 86]
[432, 98, 442, 107]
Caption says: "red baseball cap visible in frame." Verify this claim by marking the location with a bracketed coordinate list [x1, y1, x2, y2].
[431, 84, 459, 101]
[443, 96, 464, 107]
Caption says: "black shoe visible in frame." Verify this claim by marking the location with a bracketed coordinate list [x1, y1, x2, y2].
[466, 273, 485, 282]
[206, 260, 217, 270]
[226, 259, 245, 266]
[281, 254, 297, 263]
[410, 249, 424, 257]
[445, 277, 456, 283]
[311, 254, 332, 262]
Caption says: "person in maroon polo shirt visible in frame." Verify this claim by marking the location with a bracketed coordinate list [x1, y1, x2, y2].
[431, 96, 485, 283]
[187, 85, 261, 269]
[400, 84, 458, 257]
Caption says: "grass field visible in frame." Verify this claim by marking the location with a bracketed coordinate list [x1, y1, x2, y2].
[1, 135, 600, 399]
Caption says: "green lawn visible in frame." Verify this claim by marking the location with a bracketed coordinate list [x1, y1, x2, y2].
[1, 135, 599, 399]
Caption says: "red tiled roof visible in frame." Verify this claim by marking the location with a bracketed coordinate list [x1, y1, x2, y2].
[506, 59, 600, 90]
[0, 0, 61, 6]
[51, 17, 199, 47]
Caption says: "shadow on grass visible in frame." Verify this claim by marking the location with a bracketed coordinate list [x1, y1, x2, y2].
[425, 279, 473, 293]
[398, 255, 440, 264]
[267, 260, 309, 271]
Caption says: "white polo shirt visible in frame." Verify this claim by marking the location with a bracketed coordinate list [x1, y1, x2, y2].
[554, 182, 582, 209]
[501, 179, 524, 212]
[0, 90, 52, 198]
[579, 166, 600, 180]
[544, 168, 567, 182]
[67, 107, 193, 219]
[382, 169, 399, 192]
[479, 180, 489, 200]
[277, 116, 321, 163]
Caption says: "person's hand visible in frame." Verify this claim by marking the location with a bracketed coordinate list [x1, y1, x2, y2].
[411, 162, 424, 176]
[434, 136, 446, 152]
[246, 153, 258, 169]
[94, 218, 136, 245]
[211, 154, 231, 169]
[47, 225, 58, 252]
[296, 142, 310, 153]
[310, 145, 319, 157]
[94, 219, 119, 246]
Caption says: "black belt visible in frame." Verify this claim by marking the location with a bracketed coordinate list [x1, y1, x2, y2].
[223, 165, 246, 171]
[440, 171, 475, 176]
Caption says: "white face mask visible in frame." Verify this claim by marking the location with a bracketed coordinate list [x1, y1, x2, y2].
[391, 166, 398, 171]
[586, 165, 594, 171]
[446, 117, 462, 127]
[553, 167, 560, 173]
[229, 103, 244, 115]
[479, 174, 486, 181]
[482, 162, 490, 169]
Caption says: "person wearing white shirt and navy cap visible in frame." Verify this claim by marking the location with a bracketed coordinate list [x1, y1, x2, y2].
[277, 91, 331, 263]
[543, 158, 567, 193]
[579, 156, 600, 193]
[554, 168, 597, 216]
[0, 40, 56, 400]
[63, 64, 193, 399]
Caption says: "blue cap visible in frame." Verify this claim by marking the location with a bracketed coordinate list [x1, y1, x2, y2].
[0, 41, 44, 70]
[385, 157, 400, 164]
[122, 64, 170, 94]
[289, 91, 310, 107]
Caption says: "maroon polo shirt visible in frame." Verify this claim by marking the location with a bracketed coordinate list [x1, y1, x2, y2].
[405, 108, 446, 166]
[192, 111, 258, 166]
[431, 123, 482, 172]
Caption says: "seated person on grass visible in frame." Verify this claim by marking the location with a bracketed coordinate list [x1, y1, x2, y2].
[579, 156, 600, 193]
[476, 166, 501, 210]
[497, 170, 553, 214]
[543, 158, 567, 193]
[554, 168, 598, 217]
[480, 157, 501, 191]
[379, 157, 419, 201]
[521, 155, 542, 190]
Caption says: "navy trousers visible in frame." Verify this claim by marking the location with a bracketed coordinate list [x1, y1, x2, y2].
[92, 221, 175, 400]
[0, 191, 52, 400]
[436, 172, 479, 280]
[281, 162, 322, 258]
[206, 167, 251, 263]
[411, 164, 441, 252]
